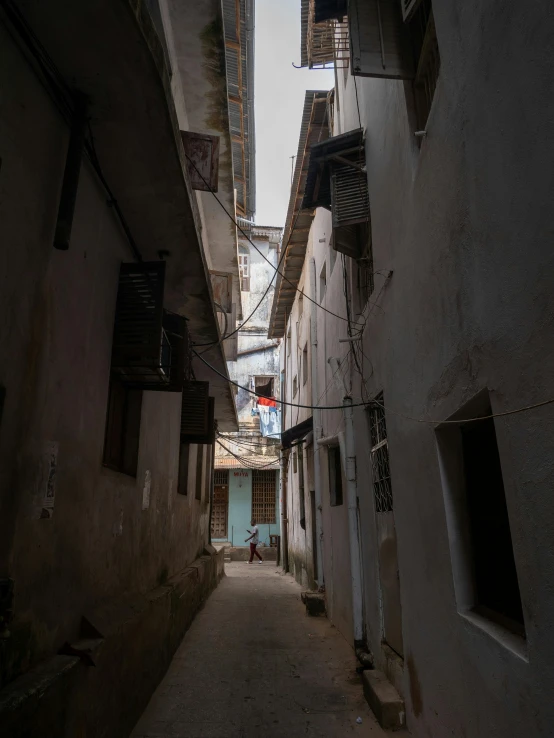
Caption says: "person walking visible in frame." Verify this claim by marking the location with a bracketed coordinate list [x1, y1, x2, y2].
[245, 519, 263, 564]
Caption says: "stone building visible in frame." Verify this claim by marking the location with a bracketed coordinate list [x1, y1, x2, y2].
[269, 2, 554, 736]
[0, 0, 252, 735]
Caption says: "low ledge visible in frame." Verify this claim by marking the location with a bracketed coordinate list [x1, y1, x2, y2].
[362, 670, 405, 731]
[300, 591, 326, 617]
[0, 548, 224, 738]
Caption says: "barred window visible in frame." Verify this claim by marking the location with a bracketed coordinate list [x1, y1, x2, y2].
[368, 393, 393, 512]
[252, 470, 276, 524]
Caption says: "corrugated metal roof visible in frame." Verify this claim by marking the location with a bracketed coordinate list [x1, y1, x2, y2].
[268, 91, 330, 339]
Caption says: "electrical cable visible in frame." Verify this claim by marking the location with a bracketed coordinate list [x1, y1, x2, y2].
[184, 152, 362, 329]
[216, 440, 280, 469]
[194, 348, 369, 410]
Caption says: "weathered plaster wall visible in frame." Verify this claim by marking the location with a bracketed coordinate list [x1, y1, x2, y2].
[328, 2, 554, 737]
[0, 26, 212, 688]
[230, 232, 281, 427]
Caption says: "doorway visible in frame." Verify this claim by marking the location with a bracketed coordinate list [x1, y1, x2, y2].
[212, 470, 229, 539]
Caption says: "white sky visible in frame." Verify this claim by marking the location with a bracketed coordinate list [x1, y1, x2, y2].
[254, 0, 333, 226]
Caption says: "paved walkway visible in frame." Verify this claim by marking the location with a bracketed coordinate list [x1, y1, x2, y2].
[131, 562, 391, 738]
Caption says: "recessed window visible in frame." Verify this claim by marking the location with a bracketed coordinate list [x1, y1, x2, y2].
[328, 446, 343, 506]
[409, 0, 440, 131]
[302, 344, 308, 385]
[254, 376, 274, 398]
[293, 450, 298, 474]
[177, 442, 189, 495]
[195, 445, 204, 501]
[319, 262, 327, 302]
[437, 393, 525, 639]
[103, 379, 142, 477]
[287, 326, 291, 357]
[293, 375, 298, 398]
[368, 393, 393, 512]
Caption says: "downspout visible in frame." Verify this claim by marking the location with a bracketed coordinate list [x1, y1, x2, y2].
[328, 356, 363, 646]
[280, 320, 289, 572]
[208, 425, 217, 546]
[310, 258, 324, 587]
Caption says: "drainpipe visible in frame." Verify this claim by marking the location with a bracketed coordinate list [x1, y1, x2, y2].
[328, 356, 363, 645]
[280, 357, 289, 572]
[310, 258, 324, 587]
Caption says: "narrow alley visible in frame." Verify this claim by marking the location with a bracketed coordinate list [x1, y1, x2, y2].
[132, 563, 391, 738]
[2, 0, 554, 737]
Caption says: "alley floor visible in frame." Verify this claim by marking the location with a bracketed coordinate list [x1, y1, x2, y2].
[131, 562, 394, 738]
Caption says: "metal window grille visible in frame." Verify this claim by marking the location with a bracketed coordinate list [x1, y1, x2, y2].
[252, 470, 276, 524]
[369, 393, 393, 512]
[214, 470, 229, 486]
[410, 0, 440, 130]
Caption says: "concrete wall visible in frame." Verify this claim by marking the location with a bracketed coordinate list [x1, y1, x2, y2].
[0, 548, 225, 738]
[213, 468, 280, 547]
[0, 22, 213, 693]
[283, 2, 554, 737]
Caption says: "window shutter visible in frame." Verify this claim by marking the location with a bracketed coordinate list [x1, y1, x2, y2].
[159, 310, 189, 392]
[111, 261, 171, 389]
[181, 381, 215, 444]
[331, 160, 369, 229]
[349, 0, 414, 79]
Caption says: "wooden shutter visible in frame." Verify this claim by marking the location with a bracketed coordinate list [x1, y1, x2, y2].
[159, 310, 189, 392]
[111, 261, 170, 389]
[181, 381, 215, 443]
[331, 161, 369, 229]
[349, 0, 414, 79]
[181, 131, 220, 192]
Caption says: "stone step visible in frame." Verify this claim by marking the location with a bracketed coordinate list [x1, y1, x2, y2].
[362, 670, 405, 731]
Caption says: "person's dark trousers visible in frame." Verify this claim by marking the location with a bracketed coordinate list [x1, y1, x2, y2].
[249, 543, 262, 562]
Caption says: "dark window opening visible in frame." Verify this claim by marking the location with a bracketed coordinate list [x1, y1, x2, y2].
[461, 413, 525, 635]
[409, 0, 440, 131]
[178, 442, 190, 495]
[328, 446, 343, 506]
[103, 379, 142, 477]
[195, 446, 204, 501]
[254, 376, 274, 398]
[368, 393, 393, 512]
[303, 344, 309, 385]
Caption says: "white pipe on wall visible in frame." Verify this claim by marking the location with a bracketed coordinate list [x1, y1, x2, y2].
[328, 356, 364, 644]
[310, 258, 325, 586]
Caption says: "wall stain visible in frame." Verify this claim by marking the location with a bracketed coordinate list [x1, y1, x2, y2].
[407, 653, 423, 717]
